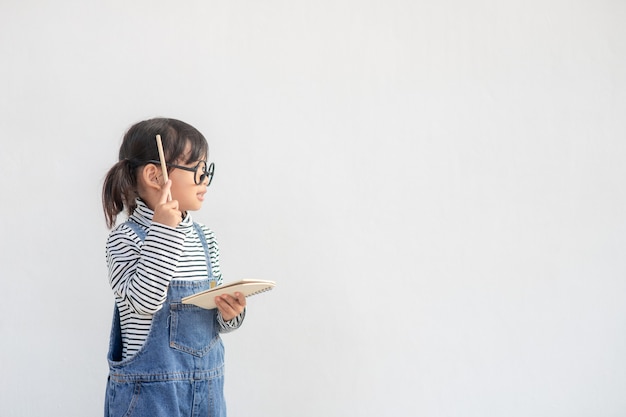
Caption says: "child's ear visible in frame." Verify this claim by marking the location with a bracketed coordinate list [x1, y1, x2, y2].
[140, 164, 161, 189]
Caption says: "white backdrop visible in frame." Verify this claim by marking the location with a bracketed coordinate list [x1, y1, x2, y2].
[1, 1, 625, 416]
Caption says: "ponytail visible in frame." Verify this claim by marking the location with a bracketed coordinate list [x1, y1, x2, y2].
[102, 159, 138, 229]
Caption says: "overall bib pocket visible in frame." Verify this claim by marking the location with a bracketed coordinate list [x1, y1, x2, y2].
[169, 302, 218, 357]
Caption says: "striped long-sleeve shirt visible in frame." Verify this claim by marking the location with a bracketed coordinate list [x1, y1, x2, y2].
[106, 199, 244, 359]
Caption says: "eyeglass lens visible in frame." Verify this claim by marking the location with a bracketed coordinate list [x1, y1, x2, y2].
[196, 161, 214, 185]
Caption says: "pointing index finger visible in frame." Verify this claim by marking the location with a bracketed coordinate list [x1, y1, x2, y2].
[160, 179, 172, 203]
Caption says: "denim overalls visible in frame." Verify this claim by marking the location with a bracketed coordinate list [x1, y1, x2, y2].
[105, 221, 226, 417]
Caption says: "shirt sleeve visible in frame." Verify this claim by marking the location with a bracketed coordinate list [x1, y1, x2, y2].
[217, 309, 247, 333]
[106, 222, 186, 315]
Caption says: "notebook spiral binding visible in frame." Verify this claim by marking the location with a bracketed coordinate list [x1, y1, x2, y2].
[248, 286, 274, 297]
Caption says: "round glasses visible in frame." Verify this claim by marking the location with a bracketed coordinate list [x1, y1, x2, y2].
[148, 160, 215, 186]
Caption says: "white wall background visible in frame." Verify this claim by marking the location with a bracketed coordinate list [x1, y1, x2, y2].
[1, 1, 625, 416]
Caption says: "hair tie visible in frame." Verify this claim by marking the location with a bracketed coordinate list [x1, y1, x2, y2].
[122, 158, 137, 170]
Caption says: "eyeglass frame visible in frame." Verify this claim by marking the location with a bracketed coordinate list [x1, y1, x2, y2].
[146, 160, 215, 186]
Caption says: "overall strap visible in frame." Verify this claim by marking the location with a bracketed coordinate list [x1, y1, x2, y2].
[193, 223, 215, 281]
[125, 219, 147, 241]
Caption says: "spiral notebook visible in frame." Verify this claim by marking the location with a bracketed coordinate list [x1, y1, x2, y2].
[181, 279, 276, 310]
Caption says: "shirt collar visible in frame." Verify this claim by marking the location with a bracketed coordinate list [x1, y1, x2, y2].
[130, 199, 193, 232]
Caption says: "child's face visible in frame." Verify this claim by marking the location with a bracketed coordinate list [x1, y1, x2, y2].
[169, 145, 210, 212]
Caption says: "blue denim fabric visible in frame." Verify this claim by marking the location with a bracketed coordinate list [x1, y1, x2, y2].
[105, 221, 226, 417]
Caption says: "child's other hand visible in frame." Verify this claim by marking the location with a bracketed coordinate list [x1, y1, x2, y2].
[215, 292, 246, 321]
[153, 180, 182, 228]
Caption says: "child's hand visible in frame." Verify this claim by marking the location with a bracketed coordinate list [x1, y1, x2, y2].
[153, 180, 182, 228]
[215, 292, 246, 321]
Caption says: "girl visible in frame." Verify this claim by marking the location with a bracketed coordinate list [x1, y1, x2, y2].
[102, 118, 246, 417]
